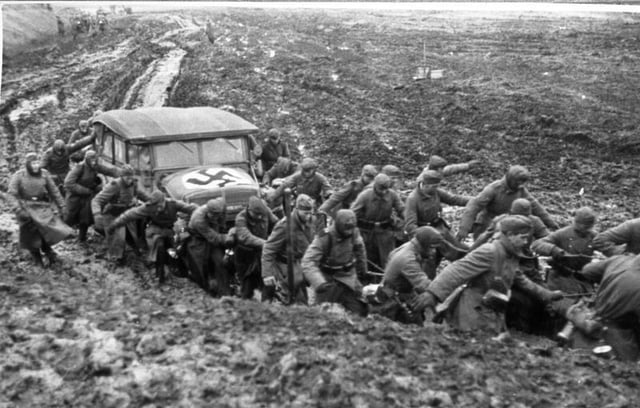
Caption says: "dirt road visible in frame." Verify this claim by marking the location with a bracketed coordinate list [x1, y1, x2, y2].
[2, 6, 640, 407]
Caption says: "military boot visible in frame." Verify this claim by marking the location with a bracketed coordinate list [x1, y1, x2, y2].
[44, 249, 58, 266]
[30, 250, 44, 267]
[156, 263, 166, 285]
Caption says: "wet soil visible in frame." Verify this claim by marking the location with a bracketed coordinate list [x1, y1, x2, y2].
[1, 6, 640, 407]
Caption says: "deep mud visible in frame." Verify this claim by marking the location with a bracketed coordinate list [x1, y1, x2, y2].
[2, 5, 640, 407]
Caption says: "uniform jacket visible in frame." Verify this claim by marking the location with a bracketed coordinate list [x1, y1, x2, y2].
[473, 213, 549, 250]
[351, 188, 404, 225]
[42, 134, 95, 178]
[260, 140, 290, 171]
[302, 227, 366, 292]
[404, 187, 469, 237]
[458, 177, 557, 236]
[188, 205, 227, 246]
[262, 210, 315, 278]
[275, 171, 333, 205]
[382, 240, 434, 295]
[9, 169, 64, 210]
[112, 199, 196, 230]
[581, 255, 640, 323]
[592, 218, 640, 256]
[532, 225, 595, 257]
[64, 162, 119, 197]
[427, 239, 552, 331]
[235, 207, 278, 249]
[91, 178, 150, 216]
[262, 159, 298, 185]
[318, 178, 367, 217]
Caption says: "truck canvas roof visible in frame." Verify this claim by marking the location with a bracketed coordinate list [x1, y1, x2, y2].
[93, 107, 259, 144]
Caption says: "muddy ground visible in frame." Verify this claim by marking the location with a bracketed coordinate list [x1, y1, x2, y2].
[1, 5, 640, 407]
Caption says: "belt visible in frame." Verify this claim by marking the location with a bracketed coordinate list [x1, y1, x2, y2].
[28, 196, 49, 202]
[321, 260, 355, 272]
[357, 219, 391, 230]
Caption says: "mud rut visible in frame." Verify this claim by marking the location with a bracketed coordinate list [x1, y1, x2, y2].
[1, 9, 640, 408]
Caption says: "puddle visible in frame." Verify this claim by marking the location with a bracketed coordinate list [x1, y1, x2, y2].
[8, 94, 59, 123]
[140, 49, 188, 107]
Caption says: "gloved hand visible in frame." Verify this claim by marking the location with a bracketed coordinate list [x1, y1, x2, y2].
[224, 234, 236, 249]
[542, 289, 565, 303]
[409, 291, 437, 313]
[315, 281, 335, 295]
[261, 276, 276, 302]
[455, 229, 468, 243]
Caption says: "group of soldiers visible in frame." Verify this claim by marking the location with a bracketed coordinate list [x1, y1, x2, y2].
[8, 126, 640, 361]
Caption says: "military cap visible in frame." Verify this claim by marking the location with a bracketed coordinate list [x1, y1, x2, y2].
[120, 164, 135, 176]
[206, 197, 226, 213]
[373, 173, 392, 189]
[414, 226, 444, 248]
[248, 196, 269, 216]
[335, 209, 357, 228]
[499, 215, 532, 234]
[361, 164, 377, 178]
[268, 128, 281, 140]
[25, 152, 38, 163]
[53, 139, 65, 150]
[574, 207, 596, 226]
[381, 164, 401, 177]
[419, 170, 442, 185]
[84, 150, 97, 160]
[510, 198, 532, 216]
[507, 165, 530, 181]
[301, 158, 317, 171]
[428, 155, 448, 170]
[295, 194, 315, 211]
[148, 191, 166, 206]
[79, 119, 89, 127]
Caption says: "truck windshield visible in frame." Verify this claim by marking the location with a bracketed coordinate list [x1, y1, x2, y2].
[154, 137, 248, 169]
[202, 137, 247, 165]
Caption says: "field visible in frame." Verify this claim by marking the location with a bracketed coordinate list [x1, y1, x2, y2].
[1, 5, 640, 407]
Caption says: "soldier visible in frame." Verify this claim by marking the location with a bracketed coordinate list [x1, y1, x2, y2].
[592, 217, 640, 257]
[91, 165, 151, 263]
[106, 191, 197, 285]
[411, 215, 563, 334]
[302, 209, 368, 316]
[260, 128, 290, 172]
[425, 155, 479, 177]
[42, 135, 96, 193]
[470, 198, 551, 334]
[262, 157, 299, 187]
[375, 226, 444, 324]
[576, 254, 640, 361]
[456, 165, 558, 242]
[532, 207, 599, 334]
[351, 173, 404, 273]
[318, 164, 377, 219]
[234, 196, 278, 299]
[63, 150, 119, 243]
[185, 197, 235, 295]
[68, 119, 96, 162]
[262, 194, 316, 304]
[404, 170, 470, 262]
[269, 158, 332, 206]
[8, 153, 70, 267]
